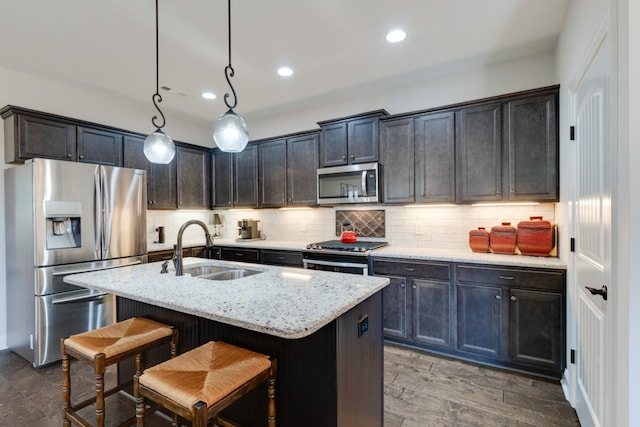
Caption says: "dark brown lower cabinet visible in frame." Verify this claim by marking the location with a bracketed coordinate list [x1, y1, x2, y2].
[373, 259, 452, 351]
[373, 257, 565, 378]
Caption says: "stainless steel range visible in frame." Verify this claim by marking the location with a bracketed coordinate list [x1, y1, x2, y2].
[303, 240, 389, 275]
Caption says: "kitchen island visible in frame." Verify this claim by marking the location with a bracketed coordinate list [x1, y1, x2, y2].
[64, 258, 389, 427]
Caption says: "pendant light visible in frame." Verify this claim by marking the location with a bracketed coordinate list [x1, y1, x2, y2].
[143, 0, 176, 164]
[212, 0, 249, 153]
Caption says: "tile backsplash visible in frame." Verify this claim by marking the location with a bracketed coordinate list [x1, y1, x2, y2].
[148, 204, 556, 250]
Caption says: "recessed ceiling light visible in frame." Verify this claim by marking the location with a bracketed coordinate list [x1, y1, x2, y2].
[277, 66, 293, 77]
[201, 91, 216, 100]
[386, 29, 406, 43]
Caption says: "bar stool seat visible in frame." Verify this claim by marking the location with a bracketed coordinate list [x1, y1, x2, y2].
[134, 341, 276, 427]
[62, 317, 178, 427]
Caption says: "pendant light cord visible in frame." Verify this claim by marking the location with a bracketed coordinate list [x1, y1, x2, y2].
[223, 0, 238, 110]
[151, 0, 167, 131]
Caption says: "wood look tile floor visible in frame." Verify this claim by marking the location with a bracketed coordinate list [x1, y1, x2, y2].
[0, 345, 579, 426]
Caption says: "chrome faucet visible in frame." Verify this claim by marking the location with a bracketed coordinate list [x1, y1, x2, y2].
[173, 219, 214, 276]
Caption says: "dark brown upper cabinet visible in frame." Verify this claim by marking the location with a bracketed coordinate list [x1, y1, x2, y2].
[76, 126, 123, 166]
[504, 92, 558, 201]
[380, 117, 415, 204]
[177, 145, 211, 209]
[211, 150, 234, 208]
[233, 144, 259, 207]
[1, 106, 123, 166]
[286, 132, 319, 206]
[257, 131, 319, 208]
[318, 110, 388, 167]
[123, 135, 177, 209]
[380, 111, 456, 204]
[259, 138, 287, 208]
[456, 103, 503, 203]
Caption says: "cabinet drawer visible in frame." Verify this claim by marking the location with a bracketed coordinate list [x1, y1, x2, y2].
[220, 247, 260, 263]
[148, 249, 188, 263]
[261, 250, 303, 267]
[456, 264, 563, 291]
[372, 259, 450, 281]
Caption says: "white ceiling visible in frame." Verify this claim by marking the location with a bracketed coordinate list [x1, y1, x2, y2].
[0, 0, 570, 126]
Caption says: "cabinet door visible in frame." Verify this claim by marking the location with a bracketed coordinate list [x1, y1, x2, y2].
[287, 133, 319, 205]
[212, 151, 233, 208]
[319, 122, 348, 167]
[233, 145, 258, 207]
[412, 278, 451, 348]
[509, 288, 563, 371]
[505, 93, 558, 201]
[457, 283, 503, 358]
[177, 146, 210, 209]
[17, 114, 76, 161]
[415, 112, 456, 203]
[381, 276, 408, 339]
[123, 135, 177, 209]
[380, 117, 415, 203]
[348, 116, 379, 164]
[77, 126, 123, 166]
[457, 103, 503, 202]
[259, 138, 287, 207]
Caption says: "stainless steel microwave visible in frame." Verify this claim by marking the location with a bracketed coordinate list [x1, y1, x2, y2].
[317, 162, 380, 205]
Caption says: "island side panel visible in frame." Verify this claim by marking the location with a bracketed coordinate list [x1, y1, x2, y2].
[337, 291, 383, 426]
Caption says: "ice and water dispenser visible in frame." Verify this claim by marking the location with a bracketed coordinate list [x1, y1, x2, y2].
[44, 200, 82, 249]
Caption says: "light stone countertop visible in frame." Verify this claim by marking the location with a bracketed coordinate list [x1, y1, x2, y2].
[64, 257, 389, 339]
[371, 247, 567, 269]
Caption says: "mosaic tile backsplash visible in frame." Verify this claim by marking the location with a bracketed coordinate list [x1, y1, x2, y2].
[335, 210, 385, 238]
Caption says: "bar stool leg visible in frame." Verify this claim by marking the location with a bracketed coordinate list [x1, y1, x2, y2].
[95, 353, 106, 427]
[267, 359, 277, 427]
[61, 342, 71, 427]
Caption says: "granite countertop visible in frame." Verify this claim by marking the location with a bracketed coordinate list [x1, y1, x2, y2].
[148, 239, 308, 253]
[148, 239, 566, 269]
[371, 247, 567, 269]
[64, 257, 389, 339]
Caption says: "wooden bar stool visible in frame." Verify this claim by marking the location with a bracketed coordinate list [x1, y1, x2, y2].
[134, 341, 277, 427]
[61, 317, 179, 427]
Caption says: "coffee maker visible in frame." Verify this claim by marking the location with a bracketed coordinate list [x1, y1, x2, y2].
[237, 219, 260, 240]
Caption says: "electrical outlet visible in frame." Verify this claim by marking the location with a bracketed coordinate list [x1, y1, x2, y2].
[415, 223, 424, 235]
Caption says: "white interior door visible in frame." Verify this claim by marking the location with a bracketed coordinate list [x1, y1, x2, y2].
[570, 12, 613, 427]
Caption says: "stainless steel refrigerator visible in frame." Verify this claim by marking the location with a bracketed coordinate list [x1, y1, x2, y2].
[5, 158, 147, 367]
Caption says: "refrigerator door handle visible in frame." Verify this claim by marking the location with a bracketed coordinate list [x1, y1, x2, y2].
[50, 260, 143, 277]
[94, 168, 103, 260]
[52, 292, 111, 305]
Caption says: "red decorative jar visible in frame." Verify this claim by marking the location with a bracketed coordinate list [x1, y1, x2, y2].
[469, 227, 490, 253]
[517, 216, 555, 256]
[490, 222, 517, 255]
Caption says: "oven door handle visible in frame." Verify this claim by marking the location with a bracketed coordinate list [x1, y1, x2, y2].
[52, 292, 111, 305]
[303, 259, 367, 269]
[51, 260, 142, 277]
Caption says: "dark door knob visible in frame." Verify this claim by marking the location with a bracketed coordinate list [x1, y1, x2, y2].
[585, 285, 608, 301]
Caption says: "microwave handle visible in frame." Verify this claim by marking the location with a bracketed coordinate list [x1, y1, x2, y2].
[362, 171, 368, 196]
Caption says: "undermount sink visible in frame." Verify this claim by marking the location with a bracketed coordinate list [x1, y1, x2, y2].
[183, 265, 230, 277]
[184, 265, 262, 281]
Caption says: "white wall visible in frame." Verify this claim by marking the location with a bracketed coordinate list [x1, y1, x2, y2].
[0, 50, 558, 351]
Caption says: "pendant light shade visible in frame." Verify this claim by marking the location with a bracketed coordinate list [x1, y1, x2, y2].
[213, 109, 249, 152]
[144, 130, 175, 164]
[144, 0, 175, 164]
[213, 0, 249, 152]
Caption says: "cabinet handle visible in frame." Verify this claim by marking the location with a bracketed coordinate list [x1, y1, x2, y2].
[498, 275, 514, 280]
[510, 296, 516, 301]
[342, 156, 346, 160]
[79, 155, 84, 160]
[412, 285, 417, 289]
[235, 253, 244, 257]
[495, 295, 501, 300]
[400, 283, 405, 288]
[350, 154, 355, 159]
[404, 268, 415, 272]
[66, 154, 72, 158]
